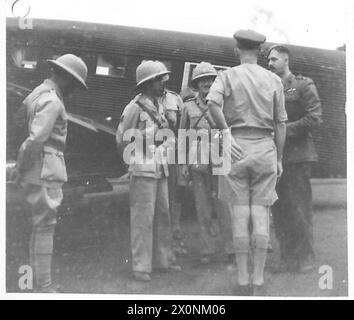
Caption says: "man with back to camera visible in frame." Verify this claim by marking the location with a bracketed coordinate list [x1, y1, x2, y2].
[268, 45, 322, 273]
[207, 30, 287, 296]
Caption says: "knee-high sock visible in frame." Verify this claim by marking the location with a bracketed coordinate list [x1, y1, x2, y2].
[251, 205, 270, 286]
[251, 234, 269, 285]
[30, 224, 55, 288]
[230, 205, 251, 285]
[234, 238, 250, 286]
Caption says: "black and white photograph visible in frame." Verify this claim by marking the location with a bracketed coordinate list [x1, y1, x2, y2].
[1, 0, 351, 300]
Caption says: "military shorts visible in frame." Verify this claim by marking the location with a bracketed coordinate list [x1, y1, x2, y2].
[219, 133, 278, 206]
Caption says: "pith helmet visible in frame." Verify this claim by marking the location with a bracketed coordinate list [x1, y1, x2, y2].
[191, 62, 217, 88]
[47, 54, 88, 89]
[136, 60, 171, 87]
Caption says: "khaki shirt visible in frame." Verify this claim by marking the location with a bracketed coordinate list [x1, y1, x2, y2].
[116, 94, 170, 179]
[179, 94, 216, 170]
[17, 79, 68, 187]
[180, 94, 216, 130]
[159, 89, 184, 131]
[207, 64, 287, 131]
[127, 90, 183, 130]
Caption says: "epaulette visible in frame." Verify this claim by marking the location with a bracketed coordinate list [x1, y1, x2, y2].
[294, 74, 307, 81]
[121, 97, 139, 116]
[184, 96, 197, 103]
[32, 89, 55, 104]
[295, 75, 314, 87]
[165, 89, 180, 97]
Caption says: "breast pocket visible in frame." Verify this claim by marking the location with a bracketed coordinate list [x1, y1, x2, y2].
[285, 89, 300, 102]
[40, 148, 67, 183]
[285, 97, 303, 120]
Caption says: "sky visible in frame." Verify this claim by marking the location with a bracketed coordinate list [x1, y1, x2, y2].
[4, 0, 351, 50]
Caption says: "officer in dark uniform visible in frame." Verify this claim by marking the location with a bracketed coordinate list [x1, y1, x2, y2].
[268, 45, 322, 273]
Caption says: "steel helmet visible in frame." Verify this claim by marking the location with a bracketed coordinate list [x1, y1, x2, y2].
[47, 54, 88, 89]
[191, 62, 217, 88]
[136, 60, 171, 87]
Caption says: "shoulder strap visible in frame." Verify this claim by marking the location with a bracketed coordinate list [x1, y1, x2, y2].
[193, 110, 208, 129]
[193, 99, 215, 129]
[136, 100, 164, 129]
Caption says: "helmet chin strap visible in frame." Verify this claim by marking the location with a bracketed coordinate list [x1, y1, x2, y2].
[199, 90, 208, 99]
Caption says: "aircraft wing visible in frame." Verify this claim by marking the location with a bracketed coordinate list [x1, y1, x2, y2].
[67, 112, 116, 136]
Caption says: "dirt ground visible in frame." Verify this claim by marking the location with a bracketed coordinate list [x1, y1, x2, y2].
[7, 202, 347, 297]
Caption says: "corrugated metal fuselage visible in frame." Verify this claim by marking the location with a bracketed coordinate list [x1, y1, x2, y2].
[6, 18, 346, 178]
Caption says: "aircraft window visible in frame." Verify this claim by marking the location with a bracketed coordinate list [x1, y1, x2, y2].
[96, 54, 127, 78]
[11, 47, 37, 69]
